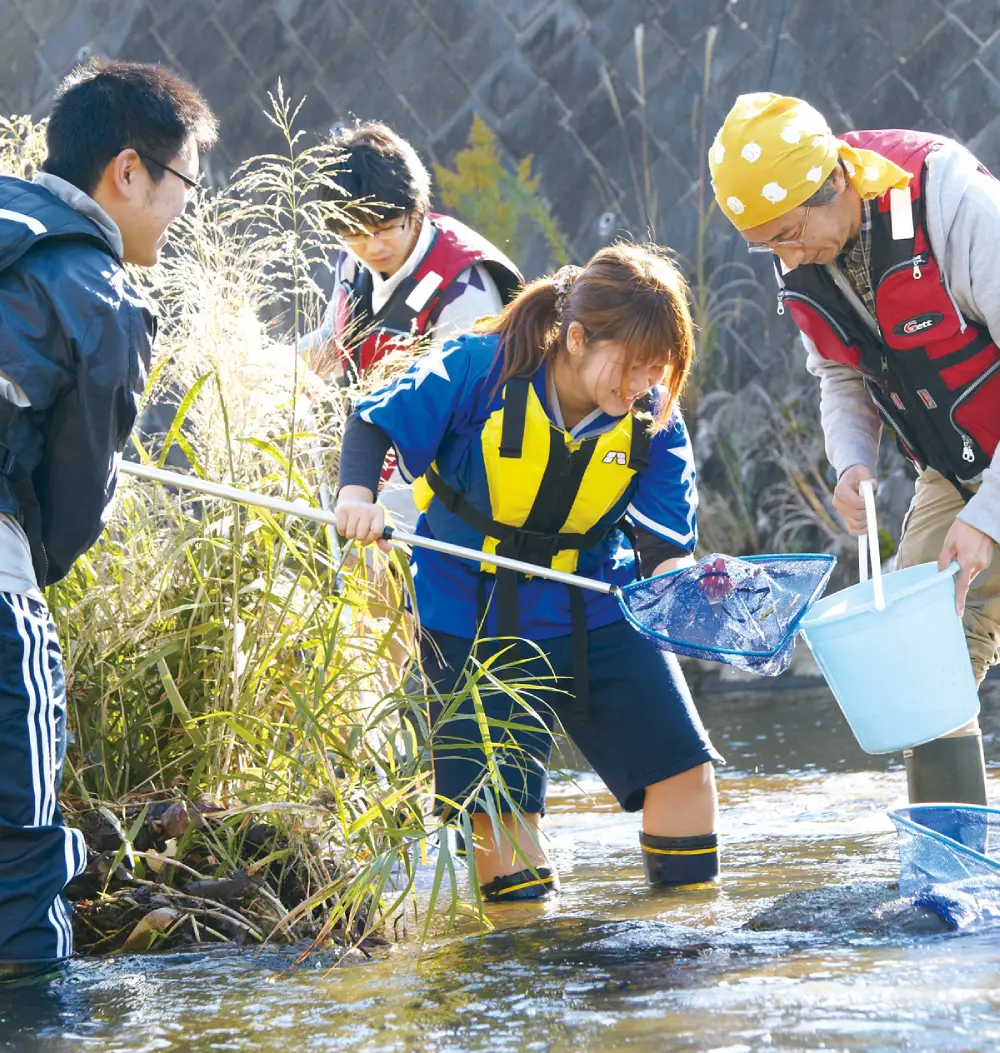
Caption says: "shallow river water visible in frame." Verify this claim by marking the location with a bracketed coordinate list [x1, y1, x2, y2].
[7, 676, 1000, 1052]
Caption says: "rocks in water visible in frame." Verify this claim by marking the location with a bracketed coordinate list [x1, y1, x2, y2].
[745, 882, 951, 937]
[65, 800, 353, 957]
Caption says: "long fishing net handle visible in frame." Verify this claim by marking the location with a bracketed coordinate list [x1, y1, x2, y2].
[382, 525, 618, 595]
[120, 461, 344, 527]
[119, 462, 618, 596]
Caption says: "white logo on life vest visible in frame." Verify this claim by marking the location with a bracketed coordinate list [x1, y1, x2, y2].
[603, 451, 628, 465]
[893, 312, 944, 337]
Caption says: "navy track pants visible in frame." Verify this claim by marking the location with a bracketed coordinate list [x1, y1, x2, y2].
[0, 592, 85, 961]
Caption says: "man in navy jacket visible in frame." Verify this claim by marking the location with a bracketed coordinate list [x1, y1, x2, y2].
[0, 59, 216, 973]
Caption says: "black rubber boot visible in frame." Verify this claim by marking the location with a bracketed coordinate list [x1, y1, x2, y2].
[480, 866, 558, 902]
[0, 959, 67, 986]
[641, 832, 720, 889]
[904, 731, 988, 805]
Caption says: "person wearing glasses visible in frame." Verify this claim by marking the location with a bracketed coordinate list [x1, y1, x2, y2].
[309, 120, 522, 386]
[300, 124, 524, 756]
[0, 59, 216, 975]
[303, 122, 523, 529]
[709, 92, 1000, 806]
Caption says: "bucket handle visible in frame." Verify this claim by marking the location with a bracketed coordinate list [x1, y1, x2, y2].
[858, 479, 886, 611]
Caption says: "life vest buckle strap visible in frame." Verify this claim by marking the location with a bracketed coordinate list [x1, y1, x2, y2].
[498, 376, 531, 459]
[425, 466, 463, 514]
[425, 465, 614, 566]
[627, 394, 654, 473]
[495, 528, 562, 569]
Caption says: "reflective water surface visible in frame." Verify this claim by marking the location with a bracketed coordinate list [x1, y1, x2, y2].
[7, 679, 1000, 1052]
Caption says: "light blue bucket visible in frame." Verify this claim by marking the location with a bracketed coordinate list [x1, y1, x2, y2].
[800, 560, 979, 754]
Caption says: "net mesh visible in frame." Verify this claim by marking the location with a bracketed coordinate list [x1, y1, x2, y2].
[617, 552, 836, 676]
[891, 805, 1000, 929]
[892, 805, 1000, 895]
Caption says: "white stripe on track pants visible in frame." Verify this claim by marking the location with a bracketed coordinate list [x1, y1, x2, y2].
[0, 592, 85, 961]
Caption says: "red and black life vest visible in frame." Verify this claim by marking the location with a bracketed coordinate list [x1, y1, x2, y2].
[331, 212, 522, 378]
[777, 129, 1000, 491]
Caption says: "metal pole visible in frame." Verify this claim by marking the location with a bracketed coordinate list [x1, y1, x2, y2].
[119, 461, 618, 596]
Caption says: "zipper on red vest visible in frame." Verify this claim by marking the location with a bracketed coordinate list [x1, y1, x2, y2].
[777, 289, 852, 345]
[949, 358, 1000, 465]
[879, 252, 926, 283]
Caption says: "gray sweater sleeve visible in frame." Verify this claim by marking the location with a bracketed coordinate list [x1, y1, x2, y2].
[923, 141, 1000, 542]
[803, 331, 882, 477]
[806, 139, 1000, 542]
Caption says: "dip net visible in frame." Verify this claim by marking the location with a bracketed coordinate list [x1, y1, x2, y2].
[617, 552, 836, 676]
[891, 805, 1000, 929]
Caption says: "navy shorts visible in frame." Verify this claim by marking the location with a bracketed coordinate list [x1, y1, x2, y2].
[420, 618, 722, 816]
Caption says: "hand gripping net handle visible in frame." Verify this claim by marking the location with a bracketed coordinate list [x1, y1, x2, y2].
[120, 464, 838, 677]
[118, 462, 618, 595]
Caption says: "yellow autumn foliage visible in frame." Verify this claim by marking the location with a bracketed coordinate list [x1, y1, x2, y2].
[434, 114, 568, 271]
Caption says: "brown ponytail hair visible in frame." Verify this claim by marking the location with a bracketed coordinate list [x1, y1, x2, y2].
[475, 243, 695, 422]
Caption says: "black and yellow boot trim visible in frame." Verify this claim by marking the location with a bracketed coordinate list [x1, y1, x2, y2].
[480, 866, 558, 902]
[641, 832, 719, 889]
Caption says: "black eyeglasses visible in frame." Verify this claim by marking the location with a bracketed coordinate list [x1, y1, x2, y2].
[137, 151, 201, 192]
[339, 215, 410, 244]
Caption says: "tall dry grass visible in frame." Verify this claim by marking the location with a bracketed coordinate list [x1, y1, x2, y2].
[0, 93, 537, 952]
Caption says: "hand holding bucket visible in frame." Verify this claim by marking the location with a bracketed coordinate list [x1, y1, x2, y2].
[801, 482, 980, 754]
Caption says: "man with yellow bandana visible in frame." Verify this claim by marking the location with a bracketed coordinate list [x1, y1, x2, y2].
[710, 92, 1000, 807]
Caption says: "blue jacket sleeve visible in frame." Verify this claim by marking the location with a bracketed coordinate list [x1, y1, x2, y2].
[354, 335, 491, 482]
[37, 289, 153, 581]
[0, 250, 155, 583]
[626, 408, 698, 553]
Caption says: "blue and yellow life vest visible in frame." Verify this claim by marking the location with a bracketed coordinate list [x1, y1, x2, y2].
[417, 375, 653, 569]
[419, 373, 653, 701]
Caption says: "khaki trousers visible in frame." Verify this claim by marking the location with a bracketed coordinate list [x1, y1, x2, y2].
[895, 468, 1000, 685]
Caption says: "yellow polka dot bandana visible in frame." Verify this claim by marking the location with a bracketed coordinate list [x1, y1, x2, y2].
[708, 93, 911, 231]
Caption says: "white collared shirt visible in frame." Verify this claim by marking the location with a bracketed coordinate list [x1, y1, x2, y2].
[363, 215, 436, 316]
[302, 215, 505, 368]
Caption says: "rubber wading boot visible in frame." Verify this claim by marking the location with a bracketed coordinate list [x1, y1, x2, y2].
[480, 866, 559, 902]
[0, 959, 67, 986]
[641, 832, 720, 889]
[904, 731, 988, 805]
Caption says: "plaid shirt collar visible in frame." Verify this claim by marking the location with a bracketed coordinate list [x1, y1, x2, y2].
[840, 199, 876, 319]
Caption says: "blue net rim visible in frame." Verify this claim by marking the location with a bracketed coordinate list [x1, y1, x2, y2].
[620, 552, 836, 660]
[890, 804, 1000, 874]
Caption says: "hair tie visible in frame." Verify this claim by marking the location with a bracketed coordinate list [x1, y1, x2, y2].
[552, 265, 582, 319]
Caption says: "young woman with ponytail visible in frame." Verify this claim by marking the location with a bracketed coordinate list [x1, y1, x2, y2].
[335, 243, 721, 901]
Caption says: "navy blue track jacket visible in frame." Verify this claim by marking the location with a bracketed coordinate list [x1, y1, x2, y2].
[0, 175, 155, 584]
